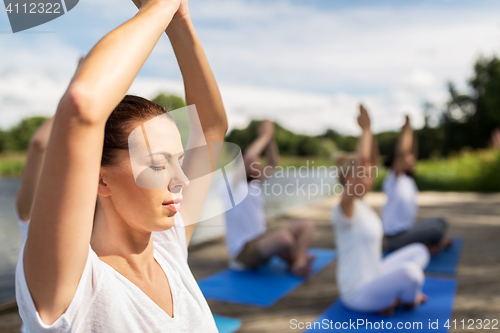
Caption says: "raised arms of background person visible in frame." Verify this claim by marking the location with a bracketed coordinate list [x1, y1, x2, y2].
[15, 117, 53, 222]
[392, 115, 415, 176]
[340, 104, 374, 218]
[238, 119, 275, 185]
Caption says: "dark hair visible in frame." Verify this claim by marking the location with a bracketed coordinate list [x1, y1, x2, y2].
[101, 95, 173, 166]
[384, 151, 395, 169]
[384, 151, 415, 178]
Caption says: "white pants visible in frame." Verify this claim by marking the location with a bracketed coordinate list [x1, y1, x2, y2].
[343, 243, 430, 312]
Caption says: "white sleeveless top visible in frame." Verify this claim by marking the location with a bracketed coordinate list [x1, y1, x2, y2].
[15, 213, 218, 333]
[381, 171, 418, 236]
[332, 200, 383, 300]
[220, 178, 266, 259]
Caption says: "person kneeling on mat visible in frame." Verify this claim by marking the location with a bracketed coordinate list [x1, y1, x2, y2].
[332, 105, 430, 315]
[382, 115, 452, 255]
[222, 120, 315, 277]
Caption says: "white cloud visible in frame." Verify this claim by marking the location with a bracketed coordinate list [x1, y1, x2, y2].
[1, 0, 499, 135]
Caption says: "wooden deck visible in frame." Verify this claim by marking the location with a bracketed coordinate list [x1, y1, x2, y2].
[1, 192, 500, 332]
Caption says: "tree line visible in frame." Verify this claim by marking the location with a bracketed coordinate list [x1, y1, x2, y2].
[0, 93, 185, 153]
[227, 55, 500, 160]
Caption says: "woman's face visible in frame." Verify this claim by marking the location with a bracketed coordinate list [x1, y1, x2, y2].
[100, 117, 189, 233]
[350, 170, 374, 196]
[403, 152, 416, 173]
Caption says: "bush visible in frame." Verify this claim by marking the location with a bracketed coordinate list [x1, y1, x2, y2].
[374, 149, 500, 192]
[0, 116, 48, 152]
[0, 153, 26, 177]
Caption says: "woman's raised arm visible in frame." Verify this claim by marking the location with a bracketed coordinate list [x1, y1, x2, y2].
[23, 0, 179, 324]
[16, 117, 54, 222]
[393, 115, 414, 176]
[340, 104, 373, 218]
[165, 2, 228, 245]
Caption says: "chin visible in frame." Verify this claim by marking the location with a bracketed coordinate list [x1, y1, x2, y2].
[405, 169, 415, 178]
[150, 215, 176, 232]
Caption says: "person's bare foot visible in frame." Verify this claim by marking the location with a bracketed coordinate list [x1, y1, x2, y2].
[378, 299, 399, 316]
[428, 244, 441, 256]
[442, 238, 453, 249]
[428, 238, 454, 255]
[401, 292, 428, 310]
[290, 255, 316, 277]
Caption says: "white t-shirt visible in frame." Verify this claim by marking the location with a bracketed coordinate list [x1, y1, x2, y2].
[381, 171, 418, 236]
[331, 200, 383, 301]
[15, 213, 218, 333]
[220, 178, 266, 259]
[15, 209, 29, 333]
[15, 209, 29, 244]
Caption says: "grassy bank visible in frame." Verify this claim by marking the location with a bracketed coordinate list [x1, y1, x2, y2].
[0, 153, 26, 177]
[2, 150, 499, 192]
[373, 149, 500, 192]
[277, 151, 500, 193]
[415, 149, 500, 192]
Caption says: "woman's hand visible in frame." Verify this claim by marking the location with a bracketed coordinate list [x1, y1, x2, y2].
[402, 115, 411, 130]
[258, 119, 275, 138]
[357, 104, 371, 131]
[173, 0, 190, 21]
[132, 0, 179, 10]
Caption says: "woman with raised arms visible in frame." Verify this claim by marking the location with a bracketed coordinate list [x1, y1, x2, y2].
[331, 105, 429, 315]
[15, 0, 226, 331]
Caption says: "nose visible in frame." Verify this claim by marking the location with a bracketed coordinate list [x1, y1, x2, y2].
[168, 163, 189, 194]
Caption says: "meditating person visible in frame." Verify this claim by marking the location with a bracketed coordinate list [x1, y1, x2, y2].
[382, 115, 452, 254]
[332, 105, 430, 315]
[15, 0, 226, 331]
[222, 119, 315, 277]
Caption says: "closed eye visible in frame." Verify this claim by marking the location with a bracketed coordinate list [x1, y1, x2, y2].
[150, 164, 165, 172]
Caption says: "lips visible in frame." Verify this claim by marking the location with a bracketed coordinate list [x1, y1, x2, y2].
[162, 197, 182, 212]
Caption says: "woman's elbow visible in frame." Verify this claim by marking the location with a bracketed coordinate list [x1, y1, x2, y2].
[29, 135, 48, 152]
[61, 83, 101, 126]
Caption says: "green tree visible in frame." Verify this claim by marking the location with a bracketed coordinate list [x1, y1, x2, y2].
[151, 93, 189, 145]
[0, 130, 8, 152]
[7, 116, 48, 151]
[151, 93, 186, 111]
[441, 56, 500, 154]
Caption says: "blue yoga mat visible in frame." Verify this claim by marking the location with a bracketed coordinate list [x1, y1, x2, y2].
[213, 315, 242, 333]
[384, 237, 462, 275]
[198, 248, 336, 307]
[306, 277, 457, 332]
[425, 238, 462, 275]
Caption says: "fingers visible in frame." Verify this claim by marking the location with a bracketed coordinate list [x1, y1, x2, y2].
[359, 103, 367, 114]
[77, 55, 85, 67]
[131, 0, 142, 9]
[359, 104, 369, 119]
[74, 55, 85, 75]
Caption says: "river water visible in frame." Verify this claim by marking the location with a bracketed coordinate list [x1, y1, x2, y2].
[0, 170, 337, 303]
[0, 178, 23, 302]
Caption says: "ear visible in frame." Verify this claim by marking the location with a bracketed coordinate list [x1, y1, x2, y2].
[97, 169, 111, 198]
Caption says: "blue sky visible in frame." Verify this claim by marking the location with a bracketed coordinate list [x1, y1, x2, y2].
[1, 0, 500, 134]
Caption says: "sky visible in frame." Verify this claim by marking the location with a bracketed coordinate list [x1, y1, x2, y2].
[0, 0, 499, 135]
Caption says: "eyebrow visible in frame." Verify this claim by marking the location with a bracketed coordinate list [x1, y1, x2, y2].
[148, 152, 185, 159]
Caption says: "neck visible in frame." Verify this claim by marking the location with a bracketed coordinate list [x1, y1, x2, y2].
[91, 200, 156, 277]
